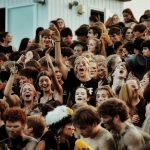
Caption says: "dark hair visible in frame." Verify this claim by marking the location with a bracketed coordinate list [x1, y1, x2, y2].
[139, 14, 149, 23]
[27, 115, 46, 138]
[114, 41, 123, 52]
[109, 27, 122, 35]
[24, 59, 41, 70]
[1, 32, 9, 42]
[133, 24, 146, 33]
[32, 103, 54, 117]
[141, 40, 150, 50]
[98, 98, 129, 122]
[88, 25, 102, 39]
[122, 8, 137, 23]
[35, 27, 44, 43]
[18, 38, 30, 52]
[9, 51, 21, 61]
[143, 83, 150, 103]
[122, 27, 131, 38]
[75, 26, 89, 37]
[0, 70, 10, 82]
[89, 15, 99, 22]
[50, 115, 72, 135]
[4, 107, 27, 124]
[0, 52, 7, 61]
[19, 67, 39, 82]
[72, 105, 100, 127]
[123, 41, 134, 54]
[60, 27, 73, 37]
[133, 38, 144, 52]
[50, 47, 73, 57]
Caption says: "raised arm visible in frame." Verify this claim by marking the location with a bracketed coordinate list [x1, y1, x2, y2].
[53, 25, 69, 80]
[4, 64, 20, 107]
[45, 52, 63, 104]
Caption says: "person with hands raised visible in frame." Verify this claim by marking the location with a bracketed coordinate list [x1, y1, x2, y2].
[36, 48, 63, 104]
[3, 62, 20, 107]
[54, 25, 98, 106]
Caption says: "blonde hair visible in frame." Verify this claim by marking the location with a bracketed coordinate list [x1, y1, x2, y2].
[20, 83, 37, 99]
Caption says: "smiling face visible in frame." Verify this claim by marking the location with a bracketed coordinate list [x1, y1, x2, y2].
[41, 33, 54, 49]
[75, 87, 88, 104]
[89, 61, 98, 78]
[125, 28, 133, 41]
[21, 84, 36, 102]
[38, 75, 52, 92]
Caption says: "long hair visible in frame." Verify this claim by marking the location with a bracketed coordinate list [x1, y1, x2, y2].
[122, 8, 137, 23]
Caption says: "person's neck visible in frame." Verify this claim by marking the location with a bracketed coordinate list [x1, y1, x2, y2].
[25, 100, 33, 109]
[43, 90, 52, 97]
[113, 122, 126, 134]
[90, 125, 101, 138]
[2, 41, 9, 47]
[77, 73, 91, 82]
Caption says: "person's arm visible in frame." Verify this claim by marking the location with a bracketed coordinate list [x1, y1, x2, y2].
[45, 52, 63, 104]
[4, 64, 20, 107]
[53, 25, 69, 80]
[35, 141, 46, 150]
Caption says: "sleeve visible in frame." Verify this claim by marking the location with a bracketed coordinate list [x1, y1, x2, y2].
[124, 129, 145, 150]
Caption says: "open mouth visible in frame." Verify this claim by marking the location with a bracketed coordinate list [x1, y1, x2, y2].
[120, 70, 124, 74]
[25, 94, 31, 98]
[77, 98, 83, 101]
[79, 68, 84, 71]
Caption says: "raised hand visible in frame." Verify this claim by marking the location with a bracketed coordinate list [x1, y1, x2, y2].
[9, 63, 18, 74]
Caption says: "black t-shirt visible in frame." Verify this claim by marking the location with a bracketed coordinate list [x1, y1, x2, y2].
[65, 69, 98, 106]
[0, 124, 8, 141]
[40, 130, 76, 150]
[0, 45, 13, 55]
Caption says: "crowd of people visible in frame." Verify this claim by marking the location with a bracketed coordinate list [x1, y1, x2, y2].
[1, 7, 150, 150]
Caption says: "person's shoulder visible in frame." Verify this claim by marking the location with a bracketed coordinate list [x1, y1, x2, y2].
[124, 123, 143, 139]
[97, 126, 114, 140]
[23, 135, 38, 143]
